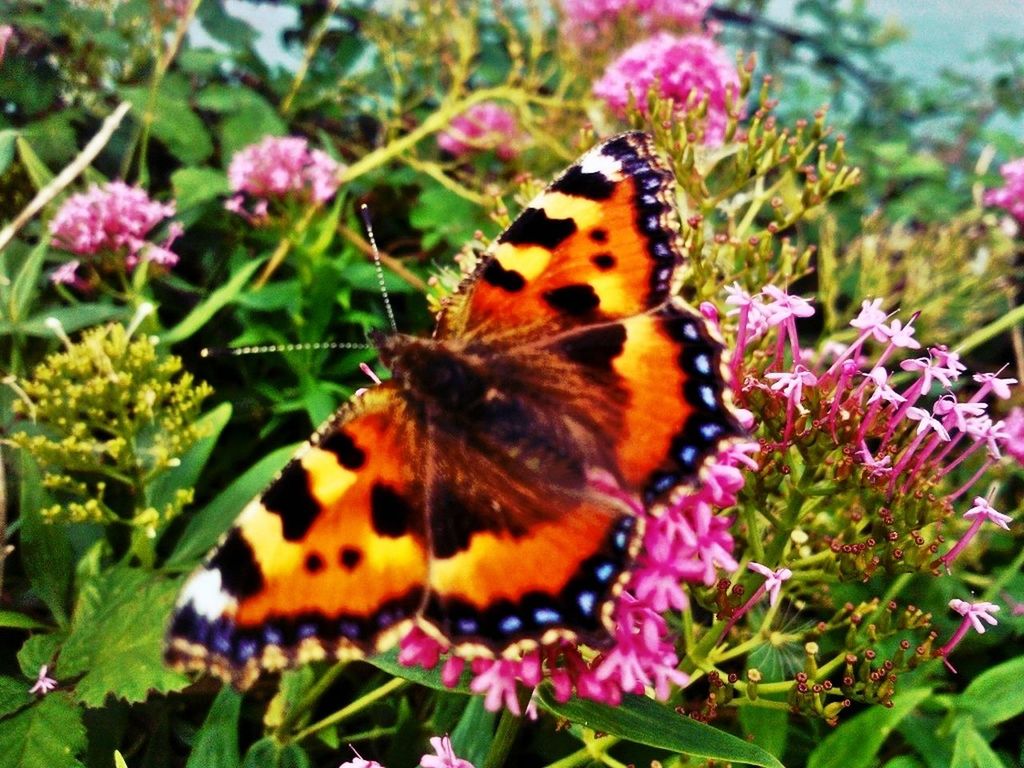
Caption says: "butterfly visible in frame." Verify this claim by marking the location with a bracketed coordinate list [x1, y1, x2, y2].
[165, 131, 743, 688]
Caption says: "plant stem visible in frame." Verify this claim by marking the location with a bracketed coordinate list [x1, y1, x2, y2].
[954, 302, 1024, 356]
[483, 705, 523, 768]
[276, 661, 348, 740]
[292, 676, 408, 743]
[543, 736, 619, 768]
[280, 0, 343, 116]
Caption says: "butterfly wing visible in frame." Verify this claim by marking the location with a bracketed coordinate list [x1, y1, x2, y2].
[437, 132, 680, 341]
[440, 132, 743, 504]
[166, 384, 430, 687]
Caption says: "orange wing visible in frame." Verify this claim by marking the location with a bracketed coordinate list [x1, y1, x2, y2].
[166, 385, 429, 688]
[437, 132, 681, 341]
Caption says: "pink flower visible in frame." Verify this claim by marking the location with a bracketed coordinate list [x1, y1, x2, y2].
[420, 736, 475, 768]
[339, 756, 383, 768]
[937, 599, 1000, 673]
[226, 136, 341, 219]
[50, 259, 82, 287]
[881, 318, 920, 350]
[560, 0, 712, 49]
[49, 181, 180, 275]
[1003, 406, 1024, 465]
[437, 103, 525, 161]
[29, 665, 57, 695]
[0, 25, 12, 65]
[594, 33, 739, 145]
[940, 497, 1012, 569]
[747, 562, 793, 607]
[973, 371, 1017, 401]
[984, 158, 1024, 223]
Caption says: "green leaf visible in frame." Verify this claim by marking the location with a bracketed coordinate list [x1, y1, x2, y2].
[121, 81, 213, 166]
[0, 694, 87, 768]
[951, 724, 1006, 768]
[957, 656, 1024, 727]
[148, 402, 232, 521]
[882, 758, 925, 768]
[17, 633, 64, 679]
[0, 676, 32, 719]
[172, 167, 230, 211]
[808, 687, 934, 768]
[367, 648, 473, 695]
[14, 136, 54, 189]
[18, 453, 74, 626]
[450, 696, 496, 767]
[0, 129, 16, 176]
[57, 567, 189, 707]
[241, 738, 310, 768]
[166, 444, 297, 568]
[8, 241, 47, 326]
[15, 304, 128, 336]
[0, 611, 47, 631]
[114, 751, 129, 768]
[161, 259, 264, 345]
[535, 689, 785, 768]
[409, 183, 489, 251]
[739, 704, 789, 759]
[186, 686, 242, 768]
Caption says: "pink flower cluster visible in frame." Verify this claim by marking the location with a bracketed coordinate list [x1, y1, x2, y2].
[0, 25, 13, 65]
[983, 158, 1024, 224]
[728, 286, 1017, 670]
[560, 0, 712, 49]
[340, 736, 473, 768]
[593, 33, 739, 145]
[226, 136, 341, 220]
[49, 181, 182, 286]
[398, 442, 757, 713]
[436, 103, 525, 161]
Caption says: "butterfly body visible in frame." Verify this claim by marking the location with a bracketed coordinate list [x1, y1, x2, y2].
[166, 132, 743, 687]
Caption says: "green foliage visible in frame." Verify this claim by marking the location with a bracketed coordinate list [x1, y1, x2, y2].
[0, 693, 87, 768]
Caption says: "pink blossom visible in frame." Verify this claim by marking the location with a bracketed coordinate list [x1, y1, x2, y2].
[226, 136, 341, 218]
[437, 103, 525, 160]
[1003, 406, 1024, 464]
[561, 0, 712, 49]
[864, 367, 905, 406]
[747, 562, 792, 606]
[0, 25, 12, 65]
[849, 298, 888, 338]
[938, 600, 1000, 673]
[984, 158, 1024, 223]
[881, 318, 920, 350]
[420, 736, 475, 768]
[972, 371, 1017, 401]
[49, 181, 180, 274]
[940, 497, 1012, 569]
[594, 33, 739, 145]
[905, 407, 950, 441]
[29, 665, 57, 695]
[50, 260, 82, 287]
[339, 753, 383, 768]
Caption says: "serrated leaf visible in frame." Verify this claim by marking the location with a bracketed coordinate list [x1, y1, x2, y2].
[957, 656, 1024, 727]
[0, 676, 32, 719]
[186, 686, 242, 768]
[161, 259, 264, 344]
[241, 738, 310, 768]
[535, 689, 784, 768]
[18, 453, 74, 626]
[166, 443, 297, 568]
[17, 633, 64, 679]
[171, 167, 230, 211]
[367, 648, 473, 695]
[951, 724, 1006, 768]
[148, 402, 232, 522]
[0, 694, 86, 768]
[57, 567, 189, 706]
[808, 687, 933, 768]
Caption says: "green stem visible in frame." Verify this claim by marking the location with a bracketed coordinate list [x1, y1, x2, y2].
[280, 0, 342, 116]
[276, 661, 348, 740]
[292, 677, 408, 743]
[483, 705, 524, 768]
[543, 736, 619, 768]
[954, 302, 1024, 356]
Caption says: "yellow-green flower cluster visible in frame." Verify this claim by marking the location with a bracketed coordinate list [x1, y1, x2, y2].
[10, 323, 212, 531]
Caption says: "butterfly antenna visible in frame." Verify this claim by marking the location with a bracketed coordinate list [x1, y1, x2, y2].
[360, 203, 398, 335]
[199, 340, 372, 358]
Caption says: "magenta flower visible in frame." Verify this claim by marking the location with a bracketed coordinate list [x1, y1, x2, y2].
[29, 665, 57, 695]
[226, 136, 341, 220]
[1003, 406, 1024, 465]
[881, 318, 920, 350]
[747, 562, 793, 607]
[437, 103, 525, 161]
[0, 25, 12, 65]
[560, 0, 712, 49]
[973, 371, 1018, 401]
[339, 757, 382, 768]
[420, 736, 475, 768]
[593, 32, 739, 145]
[984, 158, 1024, 223]
[940, 497, 1012, 570]
[938, 599, 1000, 673]
[49, 181, 181, 279]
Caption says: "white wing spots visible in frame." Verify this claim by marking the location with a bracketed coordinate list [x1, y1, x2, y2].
[179, 568, 237, 620]
[580, 147, 624, 179]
